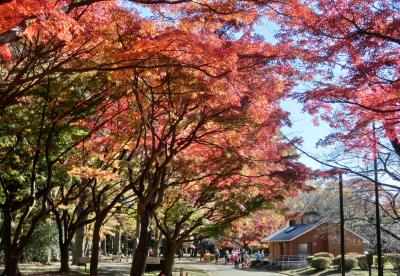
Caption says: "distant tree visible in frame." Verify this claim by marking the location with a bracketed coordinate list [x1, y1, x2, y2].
[287, 180, 400, 252]
[218, 209, 285, 250]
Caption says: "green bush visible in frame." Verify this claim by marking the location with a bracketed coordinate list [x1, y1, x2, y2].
[335, 256, 358, 272]
[333, 256, 341, 266]
[346, 252, 362, 257]
[314, 252, 334, 260]
[21, 221, 59, 264]
[356, 255, 369, 270]
[306, 255, 314, 262]
[311, 257, 332, 271]
[373, 255, 389, 268]
[385, 254, 400, 272]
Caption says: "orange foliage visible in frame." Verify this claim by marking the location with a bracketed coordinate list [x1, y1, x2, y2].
[219, 209, 285, 248]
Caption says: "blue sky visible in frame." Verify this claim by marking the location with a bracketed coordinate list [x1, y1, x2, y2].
[254, 21, 332, 170]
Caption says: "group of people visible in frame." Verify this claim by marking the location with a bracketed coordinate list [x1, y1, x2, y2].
[214, 248, 252, 269]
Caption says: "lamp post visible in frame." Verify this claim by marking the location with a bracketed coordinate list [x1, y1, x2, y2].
[339, 173, 345, 276]
[372, 123, 383, 276]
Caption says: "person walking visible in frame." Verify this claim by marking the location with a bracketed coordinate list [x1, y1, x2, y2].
[214, 248, 220, 264]
[241, 251, 249, 268]
[255, 251, 262, 269]
[224, 251, 230, 265]
[232, 253, 239, 269]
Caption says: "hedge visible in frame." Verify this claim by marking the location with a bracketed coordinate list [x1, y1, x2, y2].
[334, 256, 358, 272]
[346, 252, 362, 257]
[356, 255, 369, 270]
[311, 257, 332, 271]
[385, 254, 400, 272]
[314, 252, 334, 260]
[306, 255, 314, 262]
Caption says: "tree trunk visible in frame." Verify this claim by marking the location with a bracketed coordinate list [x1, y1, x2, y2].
[3, 254, 20, 276]
[72, 225, 85, 264]
[130, 206, 154, 276]
[113, 229, 121, 255]
[2, 208, 21, 276]
[3, 245, 20, 276]
[59, 243, 70, 273]
[153, 229, 162, 258]
[160, 240, 177, 276]
[90, 219, 103, 276]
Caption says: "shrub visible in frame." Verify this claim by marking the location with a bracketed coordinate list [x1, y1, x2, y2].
[311, 257, 332, 271]
[373, 255, 389, 268]
[306, 255, 314, 262]
[333, 256, 341, 266]
[314, 252, 334, 260]
[356, 255, 369, 270]
[385, 254, 400, 272]
[335, 256, 358, 272]
[346, 252, 362, 257]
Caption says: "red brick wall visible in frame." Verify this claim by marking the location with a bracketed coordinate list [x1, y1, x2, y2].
[288, 226, 328, 256]
[326, 223, 365, 256]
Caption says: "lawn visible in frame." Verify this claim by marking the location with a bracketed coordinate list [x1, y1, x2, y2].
[283, 266, 398, 276]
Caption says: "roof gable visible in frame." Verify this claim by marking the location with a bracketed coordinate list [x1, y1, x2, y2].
[262, 219, 327, 242]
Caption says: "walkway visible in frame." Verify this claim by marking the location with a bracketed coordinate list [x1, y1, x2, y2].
[192, 263, 282, 276]
[97, 260, 283, 276]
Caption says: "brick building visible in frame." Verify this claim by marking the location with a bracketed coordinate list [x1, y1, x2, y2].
[263, 213, 368, 259]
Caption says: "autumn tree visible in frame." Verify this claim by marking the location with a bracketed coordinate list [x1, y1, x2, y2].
[0, 69, 122, 275]
[0, 3, 137, 274]
[219, 209, 285, 250]
[271, 0, 400, 163]
[0, 2, 313, 276]
[149, 111, 307, 275]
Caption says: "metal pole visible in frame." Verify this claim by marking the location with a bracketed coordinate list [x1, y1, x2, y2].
[373, 124, 383, 276]
[339, 173, 345, 276]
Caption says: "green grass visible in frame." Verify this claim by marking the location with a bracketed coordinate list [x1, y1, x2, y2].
[284, 266, 398, 276]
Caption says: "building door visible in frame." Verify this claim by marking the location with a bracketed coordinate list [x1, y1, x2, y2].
[298, 243, 309, 256]
[279, 242, 285, 256]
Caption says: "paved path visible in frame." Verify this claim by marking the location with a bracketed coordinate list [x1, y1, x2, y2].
[192, 263, 282, 276]
[97, 260, 283, 276]
[99, 263, 131, 275]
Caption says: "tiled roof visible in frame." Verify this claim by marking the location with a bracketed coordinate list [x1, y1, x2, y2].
[262, 219, 369, 243]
